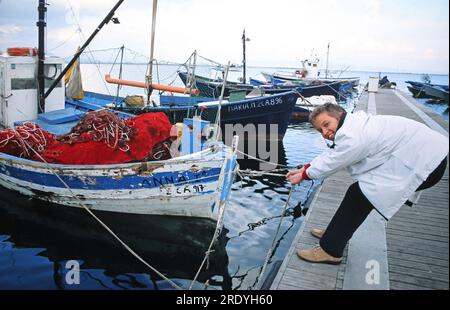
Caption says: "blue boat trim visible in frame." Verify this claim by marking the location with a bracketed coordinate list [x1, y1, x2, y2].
[220, 155, 237, 202]
[0, 164, 222, 190]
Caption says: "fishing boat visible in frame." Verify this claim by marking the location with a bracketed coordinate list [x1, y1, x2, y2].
[405, 81, 449, 102]
[421, 84, 449, 103]
[263, 71, 360, 89]
[177, 71, 256, 98]
[71, 89, 299, 141]
[261, 50, 360, 90]
[406, 85, 430, 99]
[0, 0, 239, 220]
[290, 95, 337, 122]
[0, 138, 238, 219]
[178, 71, 347, 99]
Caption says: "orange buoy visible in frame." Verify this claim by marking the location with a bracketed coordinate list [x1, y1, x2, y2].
[104, 74, 200, 96]
[7, 47, 38, 56]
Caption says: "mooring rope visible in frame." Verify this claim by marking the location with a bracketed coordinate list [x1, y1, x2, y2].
[236, 149, 297, 170]
[255, 185, 295, 288]
[239, 169, 287, 178]
[188, 160, 237, 290]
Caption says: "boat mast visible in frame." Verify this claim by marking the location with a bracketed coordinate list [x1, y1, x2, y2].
[114, 45, 125, 105]
[37, 0, 46, 113]
[146, 0, 158, 106]
[325, 43, 330, 79]
[44, 0, 124, 100]
[242, 29, 250, 84]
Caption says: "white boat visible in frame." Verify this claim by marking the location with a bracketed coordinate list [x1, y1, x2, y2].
[290, 95, 337, 122]
[0, 1, 239, 220]
[0, 142, 237, 219]
[296, 95, 337, 108]
[262, 53, 360, 88]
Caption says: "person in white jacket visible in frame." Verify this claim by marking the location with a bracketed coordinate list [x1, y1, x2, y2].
[286, 103, 449, 264]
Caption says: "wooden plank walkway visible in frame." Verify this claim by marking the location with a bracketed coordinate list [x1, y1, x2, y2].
[270, 88, 449, 290]
[380, 90, 449, 290]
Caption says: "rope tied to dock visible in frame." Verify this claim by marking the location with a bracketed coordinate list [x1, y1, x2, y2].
[188, 143, 238, 290]
[236, 149, 297, 169]
[238, 168, 287, 178]
[255, 185, 296, 288]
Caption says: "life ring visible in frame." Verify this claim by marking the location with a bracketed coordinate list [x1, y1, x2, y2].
[7, 47, 38, 57]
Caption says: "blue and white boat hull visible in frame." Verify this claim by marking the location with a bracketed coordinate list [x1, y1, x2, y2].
[0, 142, 238, 219]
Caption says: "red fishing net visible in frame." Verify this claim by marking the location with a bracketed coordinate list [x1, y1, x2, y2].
[0, 111, 174, 165]
[0, 122, 55, 158]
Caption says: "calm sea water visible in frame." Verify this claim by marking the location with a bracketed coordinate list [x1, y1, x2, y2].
[0, 63, 448, 290]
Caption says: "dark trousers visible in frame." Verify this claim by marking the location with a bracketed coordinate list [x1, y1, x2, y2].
[320, 157, 448, 258]
[416, 157, 447, 191]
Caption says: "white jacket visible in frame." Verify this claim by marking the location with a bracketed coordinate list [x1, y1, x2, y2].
[307, 111, 449, 220]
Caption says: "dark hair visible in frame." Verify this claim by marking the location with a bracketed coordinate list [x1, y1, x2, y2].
[309, 103, 345, 124]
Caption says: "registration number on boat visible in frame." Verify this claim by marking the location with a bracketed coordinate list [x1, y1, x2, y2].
[159, 184, 206, 196]
[227, 97, 283, 112]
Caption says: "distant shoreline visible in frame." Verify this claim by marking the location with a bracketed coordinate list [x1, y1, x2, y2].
[78, 62, 449, 76]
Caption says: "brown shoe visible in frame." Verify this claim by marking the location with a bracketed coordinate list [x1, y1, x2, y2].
[310, 228, 325, 239]
[297, 246, 342, 265]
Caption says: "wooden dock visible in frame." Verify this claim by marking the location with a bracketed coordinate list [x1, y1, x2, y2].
[270, 88, 449, 290]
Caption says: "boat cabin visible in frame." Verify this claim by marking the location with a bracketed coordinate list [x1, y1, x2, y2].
[298, 58, 320, 80]
[0, 51, 65, 128]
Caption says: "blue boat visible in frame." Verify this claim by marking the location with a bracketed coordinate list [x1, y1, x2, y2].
[405, 80, 449, 91]
[405, 81, 449, 102]
[249, 78, 267, 86]
[421, 84, 449, 102]
[178, 71, 345, 100]
[290, 105, 312, 123]
[75, 90, 299, 141]
[178, 71, 266, 98]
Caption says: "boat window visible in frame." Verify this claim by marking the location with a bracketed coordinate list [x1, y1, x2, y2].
[10, 63, 62, 90]
[44, 64, 60, 79]
[44, 64, 62, 88]
[11, 77, 61, 90]
[11, 78, 36, 90]
[45, 78, 61, 88]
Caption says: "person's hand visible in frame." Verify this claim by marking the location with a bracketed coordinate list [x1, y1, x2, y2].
[286, 167, 305, 185]
[286, 169, 300, 179]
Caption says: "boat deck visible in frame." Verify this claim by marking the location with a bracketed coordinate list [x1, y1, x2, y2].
[270, 88, 449, 290]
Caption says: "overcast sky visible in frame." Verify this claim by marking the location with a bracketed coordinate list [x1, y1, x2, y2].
[0, 0, 448, 74]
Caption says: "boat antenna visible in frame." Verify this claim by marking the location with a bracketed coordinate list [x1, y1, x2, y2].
[212, 61, 230, 142]
[113, 45, 125, 105]
[37, 0, 47, 113]
[325, 42, 330, 79]
[186, 50, 197, 97]
[43, 0, 124, 101]
[242, 29, 250, 84]
[146, 0, 158, 107]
